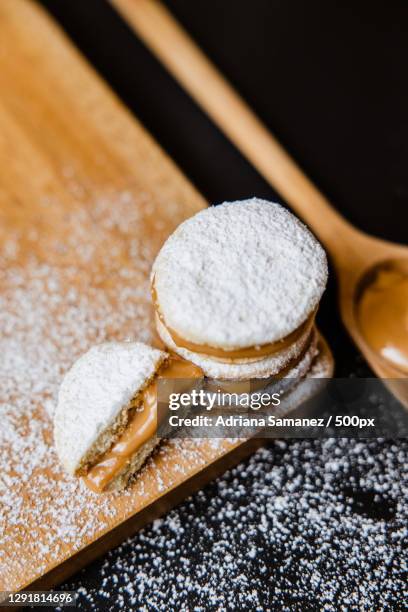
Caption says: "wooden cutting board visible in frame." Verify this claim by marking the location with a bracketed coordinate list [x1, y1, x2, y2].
[0, 0, 262, 592]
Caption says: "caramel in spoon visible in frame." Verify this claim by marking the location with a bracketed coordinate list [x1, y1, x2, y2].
[357, 259, 408, 374]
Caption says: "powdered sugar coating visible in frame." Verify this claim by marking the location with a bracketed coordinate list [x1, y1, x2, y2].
[156, 314, 316, 379]
[153, 199, 328, 348]
[54, 342, 166, 475]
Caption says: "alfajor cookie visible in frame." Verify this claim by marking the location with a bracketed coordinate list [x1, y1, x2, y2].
[152, 198, 328, 381]
[54, 342, 203, 492]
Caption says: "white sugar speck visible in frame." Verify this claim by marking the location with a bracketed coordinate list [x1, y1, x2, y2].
[61, 440, 407, 611]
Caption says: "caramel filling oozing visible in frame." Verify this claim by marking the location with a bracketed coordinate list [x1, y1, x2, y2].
[84, 356, 203, 493]
[151, 282, 315, 360]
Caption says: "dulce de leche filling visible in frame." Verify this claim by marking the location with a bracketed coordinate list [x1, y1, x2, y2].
[84, 357, 203, 493]
[151, 282, 315, 360]
[357, 261, 408, 373]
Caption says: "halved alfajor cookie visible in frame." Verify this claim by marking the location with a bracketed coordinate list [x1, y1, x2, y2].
[152, 198, 328, 379]
[54, 342, 203, 492]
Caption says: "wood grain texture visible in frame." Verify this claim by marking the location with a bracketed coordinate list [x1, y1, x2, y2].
[0, 0, 261, 592]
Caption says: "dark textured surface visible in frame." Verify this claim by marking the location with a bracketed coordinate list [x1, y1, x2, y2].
[59, 440, 408, 611]
[34, 0, 408, 609]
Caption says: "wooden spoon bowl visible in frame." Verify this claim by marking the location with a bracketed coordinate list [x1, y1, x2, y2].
[335, 227, 408, 405]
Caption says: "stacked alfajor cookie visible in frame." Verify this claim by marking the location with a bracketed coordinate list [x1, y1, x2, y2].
[54, 197, 333, 493]
[152, 198, 331, 381]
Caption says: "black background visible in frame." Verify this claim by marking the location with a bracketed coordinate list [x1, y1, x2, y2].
[36, 0, 408, 608]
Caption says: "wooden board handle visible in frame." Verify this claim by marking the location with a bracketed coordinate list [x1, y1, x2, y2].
[110, 0, 360, 259]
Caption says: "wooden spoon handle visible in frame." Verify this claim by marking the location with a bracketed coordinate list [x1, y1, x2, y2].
[110, 0, 360, 260]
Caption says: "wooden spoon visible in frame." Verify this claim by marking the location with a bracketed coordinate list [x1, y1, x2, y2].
[111, 0, 408, 405]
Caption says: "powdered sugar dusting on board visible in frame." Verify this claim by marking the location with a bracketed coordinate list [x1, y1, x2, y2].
[0, 186, 229, 591]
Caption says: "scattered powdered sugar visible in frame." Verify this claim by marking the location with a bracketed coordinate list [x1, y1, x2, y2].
[61, 439, 407, 611]
[153, 199, 328, 348]
[0, 186, 222, 591]
[2, 186, 405, 607]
